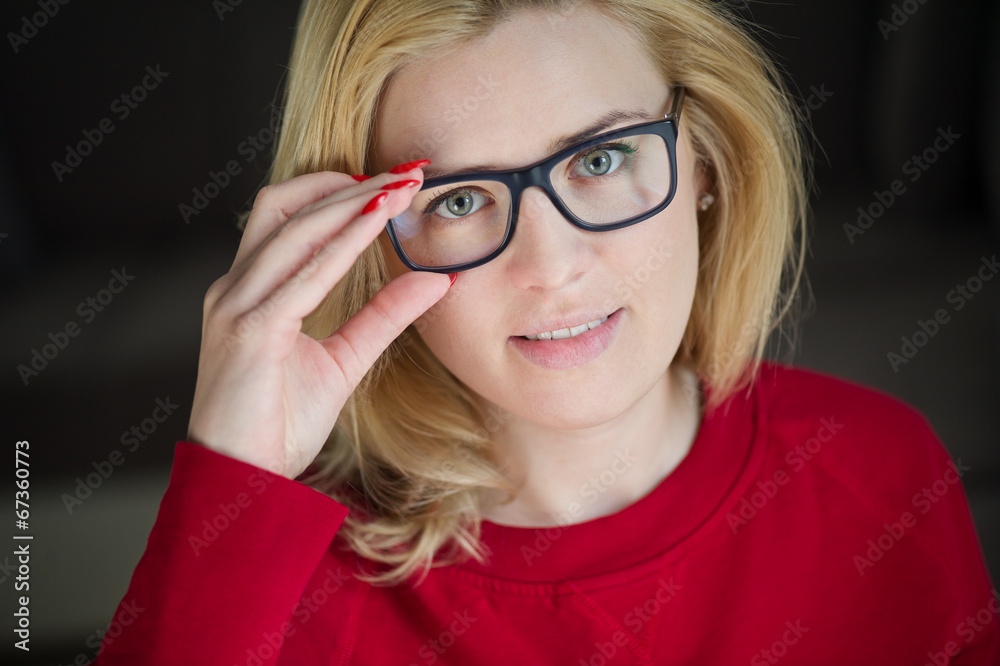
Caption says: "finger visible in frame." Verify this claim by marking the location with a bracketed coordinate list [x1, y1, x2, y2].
[236, 168, 426, 270]
[320, 270, 452, 394]
[235, 171, 360, 268]
[225, 181, 420, 322]
[224, 168, 424, 302]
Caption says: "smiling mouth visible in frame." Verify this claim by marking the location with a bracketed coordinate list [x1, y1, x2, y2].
[520, 315, 610, 341]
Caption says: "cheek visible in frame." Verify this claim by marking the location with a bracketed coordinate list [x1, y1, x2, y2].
[622, 207, 699, 331]
[413, 286, 489, 376]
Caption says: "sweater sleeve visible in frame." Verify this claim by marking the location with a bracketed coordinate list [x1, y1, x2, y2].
[90, 441, 349, 666]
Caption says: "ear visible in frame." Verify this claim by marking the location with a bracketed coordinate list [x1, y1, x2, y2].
[693, 154, 714, 201]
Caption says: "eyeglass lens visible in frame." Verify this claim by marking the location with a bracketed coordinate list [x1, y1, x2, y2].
[390, 132, 672, 268]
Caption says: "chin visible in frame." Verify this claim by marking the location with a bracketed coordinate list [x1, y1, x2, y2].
[477, 362, 663, 432]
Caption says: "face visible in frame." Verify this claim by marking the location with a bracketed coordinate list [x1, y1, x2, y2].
[373, 5, 705, 430]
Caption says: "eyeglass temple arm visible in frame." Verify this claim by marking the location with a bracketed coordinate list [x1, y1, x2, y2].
[665, 85, 686, 122]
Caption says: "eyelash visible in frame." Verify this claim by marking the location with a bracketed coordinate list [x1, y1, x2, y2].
[419, 139, 641, 216]
[421, 186, 492, 217]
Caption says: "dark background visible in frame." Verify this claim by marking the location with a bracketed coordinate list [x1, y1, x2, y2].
[1, 1, 998, 663]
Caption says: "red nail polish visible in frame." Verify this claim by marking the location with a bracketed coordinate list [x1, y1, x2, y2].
[351, 174, 371, 182]
[381, 179, 420, 190]
[362, 192, 388, 214]
[447, 272, 458, 287]
[389, 159, 432, 174]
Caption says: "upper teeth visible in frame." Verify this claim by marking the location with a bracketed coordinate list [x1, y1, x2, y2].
[523, 316, 609, 341]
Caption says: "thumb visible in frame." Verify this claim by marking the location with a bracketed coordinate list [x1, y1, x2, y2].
[319, 270, 452, 392]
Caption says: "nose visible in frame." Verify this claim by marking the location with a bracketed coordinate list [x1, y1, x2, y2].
[502, 186, 596, 291]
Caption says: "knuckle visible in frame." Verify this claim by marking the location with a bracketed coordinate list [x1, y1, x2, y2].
[368, 291, 406, 331]
[253, 183, 275, 207]
[203, 276, 228, 314]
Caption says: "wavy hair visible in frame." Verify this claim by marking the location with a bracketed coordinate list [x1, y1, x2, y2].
[246, 0, 811, 585]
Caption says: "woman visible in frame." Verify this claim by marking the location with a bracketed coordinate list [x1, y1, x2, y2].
[93, 0, 998, 663]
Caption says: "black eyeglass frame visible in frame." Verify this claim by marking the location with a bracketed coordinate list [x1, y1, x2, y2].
[385, 86, 686, 274]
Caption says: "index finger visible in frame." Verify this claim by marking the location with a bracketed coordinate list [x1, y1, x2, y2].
[235, 171, 359, 267]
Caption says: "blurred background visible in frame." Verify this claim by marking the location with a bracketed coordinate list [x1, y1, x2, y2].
[0, 0, 998, 662]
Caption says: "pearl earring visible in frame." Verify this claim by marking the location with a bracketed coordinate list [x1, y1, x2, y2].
[697, 193, 715, 212]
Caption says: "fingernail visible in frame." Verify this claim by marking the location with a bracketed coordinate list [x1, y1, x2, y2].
[362, 192, 389, 215]
[389, 159, 432, 174]
[381, 179, 420, 190]
[448, 272, 458, 287]
[351, 174, 371, 182]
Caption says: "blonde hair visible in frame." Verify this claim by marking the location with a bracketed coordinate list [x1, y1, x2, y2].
[249, 0, 811, 585]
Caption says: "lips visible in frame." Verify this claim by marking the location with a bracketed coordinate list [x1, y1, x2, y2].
[508, 308, 623, 370]
[515, 309, 618, 338]
[521, 315, 610, 341]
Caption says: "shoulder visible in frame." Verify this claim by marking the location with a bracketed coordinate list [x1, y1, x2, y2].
[752, 360, 929, 430]
[748, 361, 958, 514]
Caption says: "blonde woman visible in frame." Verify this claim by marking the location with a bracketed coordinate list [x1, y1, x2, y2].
[94, 0, 998, 663]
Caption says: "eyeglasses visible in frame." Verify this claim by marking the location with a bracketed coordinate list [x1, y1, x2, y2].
[385, 86, 686, 273]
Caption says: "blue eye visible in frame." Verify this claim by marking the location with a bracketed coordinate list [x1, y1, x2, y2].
[426, 189, 491, 219]
[572, 142, 638, 177]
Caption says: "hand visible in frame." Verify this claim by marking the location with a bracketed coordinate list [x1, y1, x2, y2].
[186, 165, 450, 479]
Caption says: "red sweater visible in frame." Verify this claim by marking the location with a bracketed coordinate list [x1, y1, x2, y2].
[91, 363, 999, 665]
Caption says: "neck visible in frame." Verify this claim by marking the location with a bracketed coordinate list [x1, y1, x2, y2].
[480, 364, 703, 528]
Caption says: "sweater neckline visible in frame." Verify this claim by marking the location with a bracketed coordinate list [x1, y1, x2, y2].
[452, 373, 761, 583]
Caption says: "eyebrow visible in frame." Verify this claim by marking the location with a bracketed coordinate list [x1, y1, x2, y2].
[420, 108, 655, 179]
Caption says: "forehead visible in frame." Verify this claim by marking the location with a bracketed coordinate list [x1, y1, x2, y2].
[373, 5, 669, 173]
